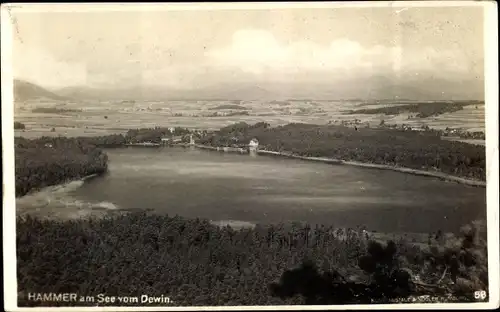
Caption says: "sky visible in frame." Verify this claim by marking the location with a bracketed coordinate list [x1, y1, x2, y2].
[8, 4, 485, 90]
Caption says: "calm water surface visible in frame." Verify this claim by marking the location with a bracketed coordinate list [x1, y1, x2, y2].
[17, 147, 486, 233]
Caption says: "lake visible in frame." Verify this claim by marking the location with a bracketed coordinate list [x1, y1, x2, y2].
[16, 147, 486, 234]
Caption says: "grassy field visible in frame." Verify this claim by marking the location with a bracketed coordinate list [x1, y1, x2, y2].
[14, 99, 485, 140]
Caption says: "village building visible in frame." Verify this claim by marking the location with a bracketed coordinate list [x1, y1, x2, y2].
[248, 138, 259, 152]
[160, 135, 184, 145]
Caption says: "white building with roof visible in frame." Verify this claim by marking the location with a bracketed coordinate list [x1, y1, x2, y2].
[248, 138, 259, 152]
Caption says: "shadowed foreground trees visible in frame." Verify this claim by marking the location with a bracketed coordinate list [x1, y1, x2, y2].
[270, 240, 413, 304]
[16, 212, 487, 306]
[271, 220, 488, 304]
[269, 241, 413, 304]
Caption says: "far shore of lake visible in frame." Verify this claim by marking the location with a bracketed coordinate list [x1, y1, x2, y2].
[183, 144, 486, 188]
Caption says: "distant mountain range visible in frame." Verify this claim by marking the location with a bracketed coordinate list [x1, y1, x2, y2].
[13, 79, 68, 102]
[53, 84, 280, 101]
[13, 76, 484, 102]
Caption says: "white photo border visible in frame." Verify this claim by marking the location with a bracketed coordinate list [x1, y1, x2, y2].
[2, 1, 499, 311]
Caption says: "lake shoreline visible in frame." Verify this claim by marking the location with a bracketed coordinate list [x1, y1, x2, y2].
[15, 173, 102, 199]
[13, 141, 484, 202]
[15, 145, 485, 237]
[185, 144, 486, 188]
[258, 150, 485, 187]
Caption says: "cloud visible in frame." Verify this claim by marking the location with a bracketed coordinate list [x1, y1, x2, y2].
[206, 28, 473, 79]
[13, 43, 88, 88]
[12, 25, 478, 90]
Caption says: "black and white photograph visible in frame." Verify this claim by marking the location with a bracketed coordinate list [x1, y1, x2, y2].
[2, 2, 499, 310]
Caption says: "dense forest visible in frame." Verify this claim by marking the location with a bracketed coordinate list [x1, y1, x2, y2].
[124, 127, 192, 144]
[14, 121, 26, 130]
[58, 127, 193, 146]
[198, 122, 486, 181]
[446, 129, 486, 140]
[16, 127, 194, 148]
[14, 137, 108, 197]
[209, 104, 247, 110]
[74, 134, 128, 147]
[17, 212, 488, 306]
[347, 102, 469, 118]
[32, 107, 83, 114]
